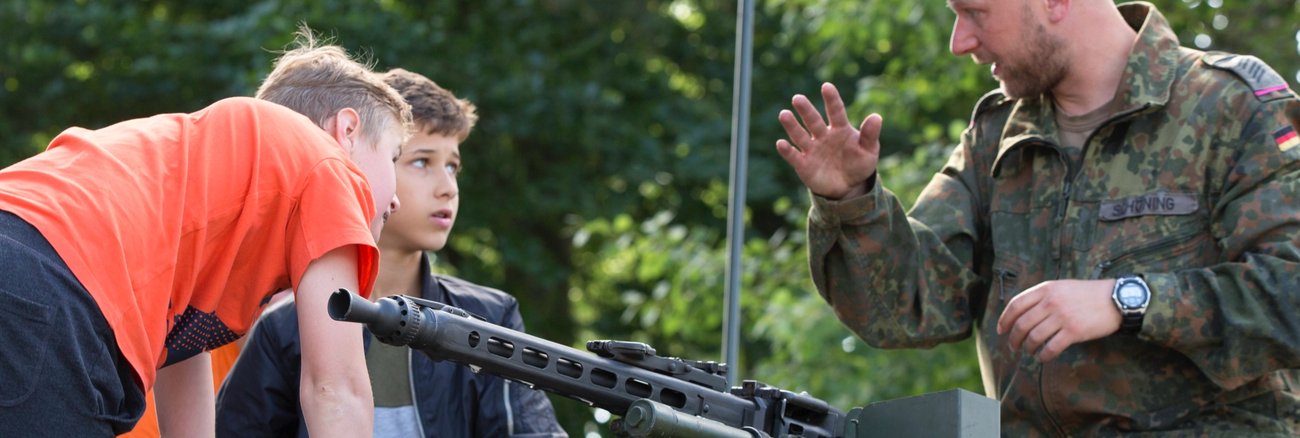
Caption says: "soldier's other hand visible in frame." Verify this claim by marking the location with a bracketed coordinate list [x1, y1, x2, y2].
[775, 82, 881, 200]
[996, 279, 1122, 362]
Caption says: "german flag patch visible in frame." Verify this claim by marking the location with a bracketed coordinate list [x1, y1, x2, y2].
[1275, 126, 1300, 152]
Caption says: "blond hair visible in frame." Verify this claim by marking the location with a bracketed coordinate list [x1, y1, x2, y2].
[256, 28, 413, 146]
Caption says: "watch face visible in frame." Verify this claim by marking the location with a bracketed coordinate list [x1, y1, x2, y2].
[1118, 282, 1148, 308]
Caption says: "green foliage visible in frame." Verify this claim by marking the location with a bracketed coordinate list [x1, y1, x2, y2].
[2, 0, 1297, 435]
[570, 182, 984, 414]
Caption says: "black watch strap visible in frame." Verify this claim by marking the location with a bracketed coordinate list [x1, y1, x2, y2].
[1119, 313, 1143, 335]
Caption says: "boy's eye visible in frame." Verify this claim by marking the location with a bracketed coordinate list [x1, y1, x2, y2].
[411, 158, 428, 169]
[445, 162, 460, 176]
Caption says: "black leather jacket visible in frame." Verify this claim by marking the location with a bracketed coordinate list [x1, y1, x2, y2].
[216, 253, 568, 437]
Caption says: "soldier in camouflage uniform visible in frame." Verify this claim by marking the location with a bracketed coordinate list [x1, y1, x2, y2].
[776, 0, 1300, 435]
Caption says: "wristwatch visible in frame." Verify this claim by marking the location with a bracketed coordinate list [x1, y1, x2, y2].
[1111, 274, 1150, 335]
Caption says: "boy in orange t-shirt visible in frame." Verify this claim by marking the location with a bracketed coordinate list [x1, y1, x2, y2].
[217, 69, 568, 437]
[0, 34, 410, 437]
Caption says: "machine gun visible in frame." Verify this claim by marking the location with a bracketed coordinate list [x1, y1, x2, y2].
[327, 290, 997, 437]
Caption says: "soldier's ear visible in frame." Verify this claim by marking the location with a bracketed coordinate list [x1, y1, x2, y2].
[1044, 0, 1070, 24]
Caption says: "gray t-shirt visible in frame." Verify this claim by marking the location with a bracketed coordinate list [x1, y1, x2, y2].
[1055, 97, 1121, 164]
[367, 340, 422, 437]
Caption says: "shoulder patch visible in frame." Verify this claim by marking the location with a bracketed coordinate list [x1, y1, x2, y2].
[970, 89, 1009, 125]
[1274, 126, 1300, 153]
[1202, 52, 1292, 102]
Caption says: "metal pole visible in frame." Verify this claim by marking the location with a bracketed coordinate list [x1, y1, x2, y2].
[722, 0, 754, 388]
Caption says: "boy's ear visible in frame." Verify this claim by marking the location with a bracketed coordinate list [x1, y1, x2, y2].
[327, 108, 362, 152]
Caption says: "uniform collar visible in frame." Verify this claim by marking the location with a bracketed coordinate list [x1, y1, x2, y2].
[994, 2, 1180, 173]
[1113, 2, 1181, 111]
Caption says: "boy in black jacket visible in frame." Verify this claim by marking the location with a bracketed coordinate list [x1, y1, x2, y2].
[216, 68, 567, 437]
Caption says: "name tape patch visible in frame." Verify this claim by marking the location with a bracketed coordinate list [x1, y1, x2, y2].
[1100, 192, 1199, 221]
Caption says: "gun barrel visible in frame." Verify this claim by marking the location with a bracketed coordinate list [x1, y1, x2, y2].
[327, 288, 374, 323]
[328, 291, 757, 422]
[327, 289, 423, 349]
[619, 399, 758, 438]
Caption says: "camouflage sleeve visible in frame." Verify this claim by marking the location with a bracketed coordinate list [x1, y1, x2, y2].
[1141, 96, 1300, 390]
[806, 129, 987, 349]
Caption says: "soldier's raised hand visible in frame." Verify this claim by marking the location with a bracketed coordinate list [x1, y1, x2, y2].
[775, 82, 881, 200]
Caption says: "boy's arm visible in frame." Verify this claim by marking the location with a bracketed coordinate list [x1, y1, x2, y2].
[154, 351, 216, 438]
[296, 245, 373, 437]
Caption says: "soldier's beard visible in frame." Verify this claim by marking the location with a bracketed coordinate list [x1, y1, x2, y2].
[995, 15, 1068, 99]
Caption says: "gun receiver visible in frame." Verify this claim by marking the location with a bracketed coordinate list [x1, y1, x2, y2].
[328, 290, 843, 437]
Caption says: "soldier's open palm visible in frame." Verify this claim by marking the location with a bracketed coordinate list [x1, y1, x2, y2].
[776, 82, 881, 199]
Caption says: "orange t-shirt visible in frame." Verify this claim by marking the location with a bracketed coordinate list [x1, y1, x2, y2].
[0, 97, 378, 390]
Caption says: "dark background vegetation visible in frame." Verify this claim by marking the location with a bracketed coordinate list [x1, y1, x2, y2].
[3, 0, 1296, 435]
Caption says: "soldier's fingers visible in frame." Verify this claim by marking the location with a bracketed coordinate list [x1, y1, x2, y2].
[859, 114, 883, 150]
[821, 83, 852, 128]
[775, 139, 803, 167]
[778, 110, 815, 150]
[792, 94, 829, 137]
[1022, 316, 1061, 357]
[1008, 303, 1050, 352]
[1037, 333, 1072, 362]
[997, 287, 1044, 335]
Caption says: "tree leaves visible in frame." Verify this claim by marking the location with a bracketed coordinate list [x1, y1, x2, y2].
[2, 0, 1295, 434]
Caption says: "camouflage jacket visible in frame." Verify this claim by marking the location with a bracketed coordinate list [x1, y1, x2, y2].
[807, 3, 1300, 436]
